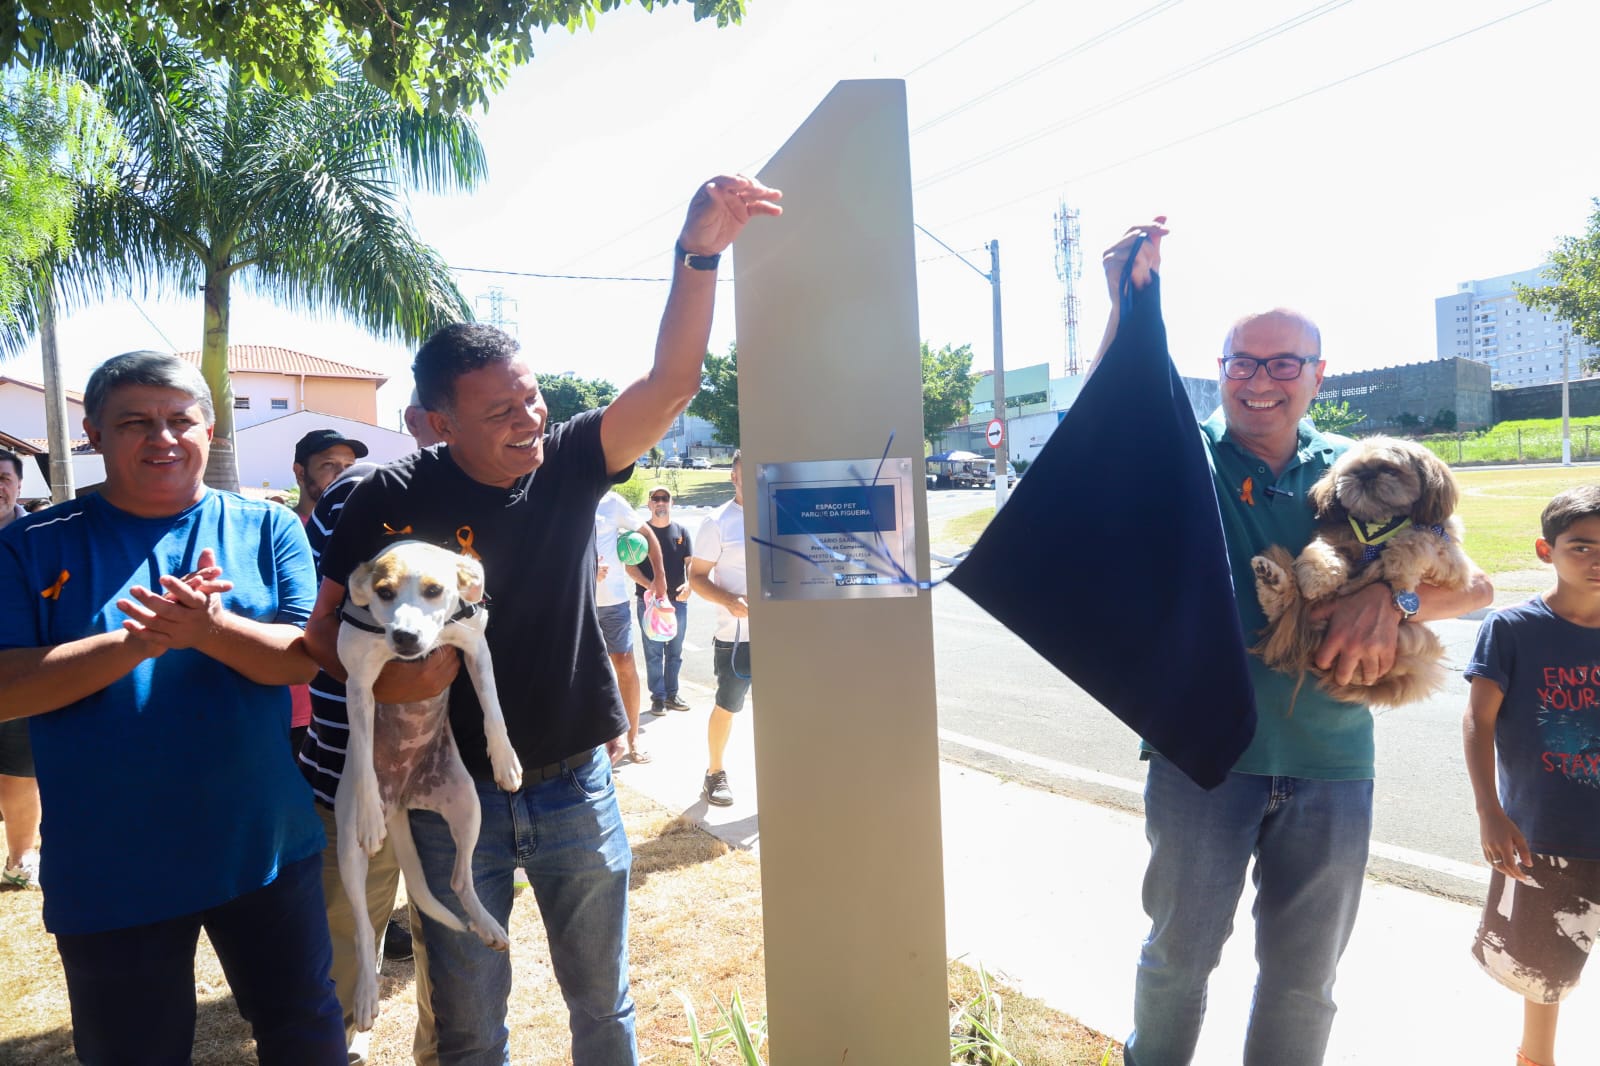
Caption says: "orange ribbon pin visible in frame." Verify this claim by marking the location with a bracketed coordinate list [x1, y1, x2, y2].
[456, 525, 480, 560]
[41, 570, 70, 600]
[1239, 476, 1256, 507]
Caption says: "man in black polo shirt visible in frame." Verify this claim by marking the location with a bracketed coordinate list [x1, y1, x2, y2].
[303, 174, 781, 1065]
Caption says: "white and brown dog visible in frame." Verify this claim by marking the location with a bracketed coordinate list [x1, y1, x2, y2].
[1250, 435, 1474, 708]
[335, 540, 523, 1031]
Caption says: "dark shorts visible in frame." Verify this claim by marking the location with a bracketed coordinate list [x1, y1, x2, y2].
[1472, 853, 1600, 1004]
[713, 639, 752, 713]
[597, 602, 634, 655]
[0, 718, 34, 777]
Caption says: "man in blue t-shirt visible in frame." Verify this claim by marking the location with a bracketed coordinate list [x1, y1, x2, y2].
[0, 351, 343, 1065]
[302, 174, 782, 1065]
[1098, 221, 1493, 1066]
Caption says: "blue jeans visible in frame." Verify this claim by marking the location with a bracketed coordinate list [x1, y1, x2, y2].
[1124, 754, 1372, 1066]
[409, 747, 635, 1066]
[55, 853, 344, 1066]
[635, 598, 687, 701]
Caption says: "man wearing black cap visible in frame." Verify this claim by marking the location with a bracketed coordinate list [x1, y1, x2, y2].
[292, 430, 368, 525]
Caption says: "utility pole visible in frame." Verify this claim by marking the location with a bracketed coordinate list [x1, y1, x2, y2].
[912, 224, 1010, 508]
[1561, 332, 1572, 467]
[989, 239, 1010, 510]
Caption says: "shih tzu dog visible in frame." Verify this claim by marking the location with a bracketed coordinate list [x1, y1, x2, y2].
[1250, 435, 1474, 708]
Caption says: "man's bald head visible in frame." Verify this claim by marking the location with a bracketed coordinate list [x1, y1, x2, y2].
[1221, 308, 1321, 359]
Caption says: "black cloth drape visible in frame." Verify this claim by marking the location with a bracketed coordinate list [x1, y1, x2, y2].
[947, 274, 1256, 789]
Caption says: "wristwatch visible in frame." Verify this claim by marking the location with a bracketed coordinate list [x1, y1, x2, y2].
[1390, 587, 1420, 621]
[675, 240, 721, 272]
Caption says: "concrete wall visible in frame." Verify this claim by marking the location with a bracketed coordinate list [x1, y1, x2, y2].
[1492, 376, 1600, 421]
[1320, 357, 1492, 433]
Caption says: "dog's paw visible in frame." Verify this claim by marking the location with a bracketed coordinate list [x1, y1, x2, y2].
[490, 743, 524, 793]
[353, 971, 380, 1032]
[1252, 555, 1294, 616]
[469, 914, 511, 952]
[353, 787, 389, 858]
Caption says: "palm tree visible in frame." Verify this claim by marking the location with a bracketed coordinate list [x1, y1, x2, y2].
[43, 23, 486, 490]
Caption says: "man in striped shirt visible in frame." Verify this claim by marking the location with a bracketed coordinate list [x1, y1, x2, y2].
[297, 393, 442, 1065]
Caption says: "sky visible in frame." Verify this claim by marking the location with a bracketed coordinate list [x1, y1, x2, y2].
[8, 0, 1597, 431]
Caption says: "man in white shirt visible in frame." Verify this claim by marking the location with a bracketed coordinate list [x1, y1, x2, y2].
[687, 452, 750, 806]
[595, 490, 665, 765]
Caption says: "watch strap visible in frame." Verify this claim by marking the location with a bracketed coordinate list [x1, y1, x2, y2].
[675, 240, 721, 272]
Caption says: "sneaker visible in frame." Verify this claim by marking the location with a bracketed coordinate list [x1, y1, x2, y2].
[513, 866, 531, 892]
[648, 698, 667, 717]
[382, 917, 413, 961]
[664, 695, 691, 712]
[2, 851, 40, 890]
[703, 770, 734, 807]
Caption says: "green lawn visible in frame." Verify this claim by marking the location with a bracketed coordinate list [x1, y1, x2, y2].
[616, 465, 735, 508]
[1421, 416, 1600, 464]
[1454, 465, 1597, 576]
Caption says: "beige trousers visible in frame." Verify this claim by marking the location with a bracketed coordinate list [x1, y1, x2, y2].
[316, 803, 437, 1065]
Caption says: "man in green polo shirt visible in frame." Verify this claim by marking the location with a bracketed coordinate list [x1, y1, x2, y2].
[1098, 219, 1493, 1066]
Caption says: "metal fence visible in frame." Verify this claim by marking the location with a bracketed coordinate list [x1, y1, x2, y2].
[1419, 426, 1595, 465]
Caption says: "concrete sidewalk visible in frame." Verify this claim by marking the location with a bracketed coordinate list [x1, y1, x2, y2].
[615, 680, 1600, 1065]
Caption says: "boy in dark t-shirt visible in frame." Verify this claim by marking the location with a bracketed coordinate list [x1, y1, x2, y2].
[1463, 484, 1600, 1066]
[301, 174, 781, 1064]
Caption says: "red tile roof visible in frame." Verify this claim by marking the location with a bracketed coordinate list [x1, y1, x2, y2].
[20, 437, 94, 454]
[0, 376, 86, 402]
[175, 345, 387, 384]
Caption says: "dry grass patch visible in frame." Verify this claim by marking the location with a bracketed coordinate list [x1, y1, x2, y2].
[0, 787, 1115, 1065]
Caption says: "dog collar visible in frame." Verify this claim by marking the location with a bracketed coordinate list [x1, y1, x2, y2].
[1349, 514, 1412, 547]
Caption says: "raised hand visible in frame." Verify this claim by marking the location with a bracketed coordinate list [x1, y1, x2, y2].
[677, 174, 784, 257]
[1101, 216, 1169, 295]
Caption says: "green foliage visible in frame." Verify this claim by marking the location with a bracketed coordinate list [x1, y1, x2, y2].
[1431, 407, 1457, 432]
[674, 987, 769, 1066]
[1308, 399, 1365, 434]
[950, 963, 1021, 1065]
[923, 341, 976, 445]
[25, 26, 487, 488]
[0, 70, 123, 319]
[1517, 198, 1600, 375]
[538, 372, 618, 424]
[688, 342, 739, 446]
[6, 1, 746, 114]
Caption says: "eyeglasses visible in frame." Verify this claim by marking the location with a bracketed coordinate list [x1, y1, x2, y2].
[649, 495, 671, 502]
[1220, 353, 1320, 381]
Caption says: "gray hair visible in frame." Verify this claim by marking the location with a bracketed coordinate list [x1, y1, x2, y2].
[84, 351, 215, 428]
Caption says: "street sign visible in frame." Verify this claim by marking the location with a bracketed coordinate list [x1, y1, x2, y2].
[985, 419, 1004, 448]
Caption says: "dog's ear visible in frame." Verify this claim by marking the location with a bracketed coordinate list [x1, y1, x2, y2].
[348, 561, 377, 608]
[456, 555, 486, 604]
[1307, 469, 1343, 521]
[1410, 448, 1459, 527]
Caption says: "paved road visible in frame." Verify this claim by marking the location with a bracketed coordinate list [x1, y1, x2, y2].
[662, 490, 1496, 897]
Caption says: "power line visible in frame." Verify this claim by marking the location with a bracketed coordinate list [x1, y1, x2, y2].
[901, 0, 1044, 78]
[451, 264, 684, 283]
[935, 0, 1556, 230]
[916, 0, 1353, 190]
[128, 296, 178, 351]
[909, 0, 1184, 137]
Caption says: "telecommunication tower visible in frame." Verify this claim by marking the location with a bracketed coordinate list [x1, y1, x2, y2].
[1053, 201, 1083, 376]
[475, 285, 519, 338]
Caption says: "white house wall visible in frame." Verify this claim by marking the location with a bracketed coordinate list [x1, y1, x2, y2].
[235, 410, 416, 491]
[0, 385, 86, 440]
